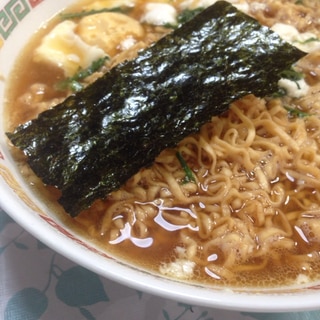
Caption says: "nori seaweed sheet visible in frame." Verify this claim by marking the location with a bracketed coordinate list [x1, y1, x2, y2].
[6, 1, 306, 217]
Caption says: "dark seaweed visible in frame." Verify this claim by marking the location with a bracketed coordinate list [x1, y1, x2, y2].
[7, 1, 306, 217]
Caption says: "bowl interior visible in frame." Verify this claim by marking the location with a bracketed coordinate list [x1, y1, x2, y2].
[1, 0, 320, 312]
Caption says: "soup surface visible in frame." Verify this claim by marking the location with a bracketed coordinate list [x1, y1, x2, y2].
[5, 0, 320, 288]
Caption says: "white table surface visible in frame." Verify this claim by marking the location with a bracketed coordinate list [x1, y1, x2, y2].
[1, 207, 320, 320]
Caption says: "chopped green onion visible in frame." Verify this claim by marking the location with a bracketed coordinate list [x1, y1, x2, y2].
[55, 56, 109, 92]
[164, 7, 204, 29]
[284, 106, 311, 118]
[277, 68, 305, 92]
[279, 68, 304, 81]
[294, 37, 320, 44]
[176, 151, 196, 184]
[60, 7, 131, 20]
[272, 88, 287, 98]
[177, 8, 204, 25]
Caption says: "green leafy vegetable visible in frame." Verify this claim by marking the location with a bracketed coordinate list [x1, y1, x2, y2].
[178, 8, 204, 24]
[176, 152, 196, 184]
[278, 67, 305, 91]
[295, 37, 320, 44]
[273, 88, 287, 98]
[284, 106, 311, 118]
[7, 1, 306, 217]
[60, 7, 131, 20]
[165, 7, 204, 29]
[279, 68, 304, 82]
[55, 56, 109, 92]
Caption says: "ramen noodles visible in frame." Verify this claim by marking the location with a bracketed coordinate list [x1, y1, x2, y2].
[5, 0, 320, 287]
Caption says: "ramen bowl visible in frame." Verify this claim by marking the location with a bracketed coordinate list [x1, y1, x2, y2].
[1, 0, 320, 312]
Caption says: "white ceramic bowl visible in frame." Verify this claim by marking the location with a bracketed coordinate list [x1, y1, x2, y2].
[1, 0, 320, 312]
